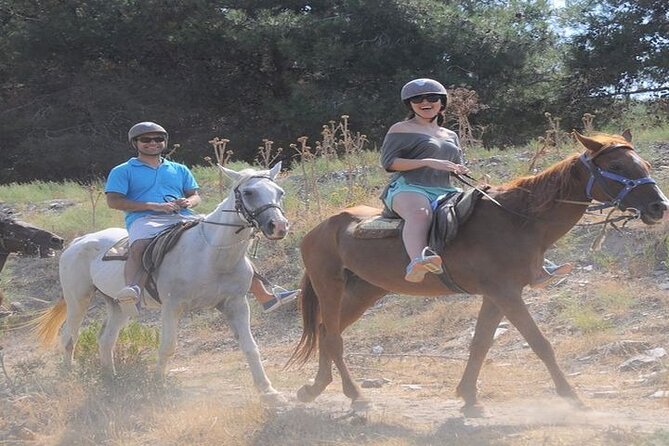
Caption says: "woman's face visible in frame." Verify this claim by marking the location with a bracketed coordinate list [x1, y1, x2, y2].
[409, 94, 442, 120]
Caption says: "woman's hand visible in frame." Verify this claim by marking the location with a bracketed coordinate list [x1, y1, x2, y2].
[424, 159, 470, 174]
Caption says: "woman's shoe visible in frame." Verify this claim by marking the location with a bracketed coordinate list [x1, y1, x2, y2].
[405, 247, 443, 283]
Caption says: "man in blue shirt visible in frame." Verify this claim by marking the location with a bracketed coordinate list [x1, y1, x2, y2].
[105, 122, 298, 317]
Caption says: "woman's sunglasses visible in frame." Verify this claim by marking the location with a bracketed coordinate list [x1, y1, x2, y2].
[409, 94, 443, 104]
[137, 136, 166, 143]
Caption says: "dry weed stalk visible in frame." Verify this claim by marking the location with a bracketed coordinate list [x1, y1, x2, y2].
[292, 136, 322, 218]
[582, 113, 596, 134]
[445, 87, 488, 150]
[255, 139, 284, 169]
[316, 115, 369, 201]
[86, 183, 102, 229]
[206, 137, 234, 197]
[528, 112, 571, 172]
[164, 143, 180, 160]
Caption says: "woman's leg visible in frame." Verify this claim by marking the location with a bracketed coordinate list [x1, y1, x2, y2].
[391, 191, 433, 260]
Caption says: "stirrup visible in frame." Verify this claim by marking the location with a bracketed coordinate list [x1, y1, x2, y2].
[404, 247, 443, 283]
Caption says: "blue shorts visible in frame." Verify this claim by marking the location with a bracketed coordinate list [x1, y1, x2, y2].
[383, 177, 459, 211]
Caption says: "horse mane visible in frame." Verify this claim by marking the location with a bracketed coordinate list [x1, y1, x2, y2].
[498, 153, 581, 214]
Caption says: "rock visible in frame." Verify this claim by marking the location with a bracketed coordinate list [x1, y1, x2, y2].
[371, 345, 384, 355]
[649, 390, 669, 399]
[360, 378, 389, 388]
[592, 390, 619, 398]
[493, 327, 508, 340]
[619, 348, 665, 371]
[582, 265, 594, 271]
[9, 302, 25, 313]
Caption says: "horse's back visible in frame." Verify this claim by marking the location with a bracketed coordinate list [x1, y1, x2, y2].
[60, 228, 128, 297]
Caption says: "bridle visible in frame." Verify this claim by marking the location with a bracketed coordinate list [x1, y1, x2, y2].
[199, 175, 286, 233]
[454, 143, 658, 225]
[578, 144, 657, 212]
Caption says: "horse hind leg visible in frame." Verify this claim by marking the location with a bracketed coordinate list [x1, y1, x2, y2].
[97, 295, 130, 376]
[218, 297, 282, 404]
[456, 297, 504, 417]
[61, 288, 96, 370]
[296, 324, 333, 403]
[319, 272, 387, 410]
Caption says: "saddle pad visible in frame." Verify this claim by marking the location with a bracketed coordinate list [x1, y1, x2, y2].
[102, 237, 130, 261]
[353, 216, 402, 239]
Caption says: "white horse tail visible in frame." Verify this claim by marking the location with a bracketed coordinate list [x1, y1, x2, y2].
[33, 298, 67, 347]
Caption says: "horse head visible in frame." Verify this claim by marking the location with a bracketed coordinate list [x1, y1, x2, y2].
[0, 213, 65, 257]
[574, 130, 669, 225]
[219, 162, 289, 239]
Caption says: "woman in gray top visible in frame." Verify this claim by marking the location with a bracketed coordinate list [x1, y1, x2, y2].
[380, 79, 573, 286]
[380, 78, 470, 282]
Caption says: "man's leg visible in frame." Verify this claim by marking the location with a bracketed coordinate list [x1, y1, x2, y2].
[117, 238, 151, 317]
[249, 271, 300, 313]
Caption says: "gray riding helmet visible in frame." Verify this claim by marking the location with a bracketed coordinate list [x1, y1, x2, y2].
[400, 78, 448, 106]
[128, 121, 169, 148]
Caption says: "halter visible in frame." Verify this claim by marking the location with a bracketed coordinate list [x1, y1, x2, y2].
[200, 175, 285, 233]
[579, 144, 657, 212]
[233, 175, 285, 229]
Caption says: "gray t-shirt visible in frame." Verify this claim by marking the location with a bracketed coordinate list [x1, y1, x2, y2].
[380, 131, 464, 188]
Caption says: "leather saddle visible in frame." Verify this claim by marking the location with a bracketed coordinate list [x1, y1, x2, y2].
[354, 188, 485, 251]
[102, 220, 200, 303]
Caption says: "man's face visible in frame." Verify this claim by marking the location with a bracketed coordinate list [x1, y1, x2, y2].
[134, 132, 166, 156]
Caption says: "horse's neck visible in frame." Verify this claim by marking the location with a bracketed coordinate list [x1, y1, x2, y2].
[523, 160, 591, 247]
[199, 195, 253, 265]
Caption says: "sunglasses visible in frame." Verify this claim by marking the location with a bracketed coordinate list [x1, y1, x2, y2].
[137, 136, 166, 143]
[409, 94, 442, 104]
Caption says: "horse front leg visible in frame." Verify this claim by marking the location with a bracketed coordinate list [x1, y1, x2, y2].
[497, 292, 584, 408]
[156, 305, 181, 381]
[456, 297, 503, 417]
[219, 297, 282, 405]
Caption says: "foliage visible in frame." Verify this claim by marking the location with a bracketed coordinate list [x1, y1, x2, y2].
[0, 0, 575, 183]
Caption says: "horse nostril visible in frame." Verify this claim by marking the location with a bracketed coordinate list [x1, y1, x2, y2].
[649, 201, 666, 215]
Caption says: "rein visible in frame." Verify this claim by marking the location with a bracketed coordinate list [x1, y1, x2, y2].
[200, 175, 285, 234]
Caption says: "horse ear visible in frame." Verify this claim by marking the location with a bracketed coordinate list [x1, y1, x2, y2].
[218, 164, 242, 183]
[621, 129, 633, 143]
[572, 130, 603, 153]
[269, 161, 282, 180]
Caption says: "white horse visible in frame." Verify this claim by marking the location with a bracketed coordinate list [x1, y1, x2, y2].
[35, 163, 287, 403]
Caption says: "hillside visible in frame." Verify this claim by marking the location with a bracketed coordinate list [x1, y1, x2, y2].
[0, 133, 668, 445]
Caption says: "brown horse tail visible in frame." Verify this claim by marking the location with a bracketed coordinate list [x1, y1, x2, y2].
[285, 272, 320, 369]
[33, 298, 67, 347]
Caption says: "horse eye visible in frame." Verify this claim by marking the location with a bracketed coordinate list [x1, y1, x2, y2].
[243, 190, 253, 197]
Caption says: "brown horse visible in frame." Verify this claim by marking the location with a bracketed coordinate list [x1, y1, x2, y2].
[0, 212, 64, 307]
[288, 131, 669, 415]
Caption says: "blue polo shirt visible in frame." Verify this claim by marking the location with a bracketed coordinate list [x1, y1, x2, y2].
[105, 157, 199, 229]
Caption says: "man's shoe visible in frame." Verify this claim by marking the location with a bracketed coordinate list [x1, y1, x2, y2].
[262, 288, 300, 313]
[531, 263, 573, 289]
[116, 285, 140, 318]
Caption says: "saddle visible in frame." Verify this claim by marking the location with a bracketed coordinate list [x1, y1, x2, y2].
[353, 188, 486, 294]
[102, 220, 200, 304]
[354, 188, 485, 249]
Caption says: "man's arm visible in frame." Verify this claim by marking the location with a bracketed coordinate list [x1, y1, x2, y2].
[106, 192, 179, 213]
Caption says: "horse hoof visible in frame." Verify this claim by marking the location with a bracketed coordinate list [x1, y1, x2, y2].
[261, 391, 287, 408]
[297, 385, 316, 403]
[461, 403, 486, 418]
[351, 398, 373, 412]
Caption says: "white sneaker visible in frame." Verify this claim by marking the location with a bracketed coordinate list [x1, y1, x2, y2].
[116, 285, 140, 318]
